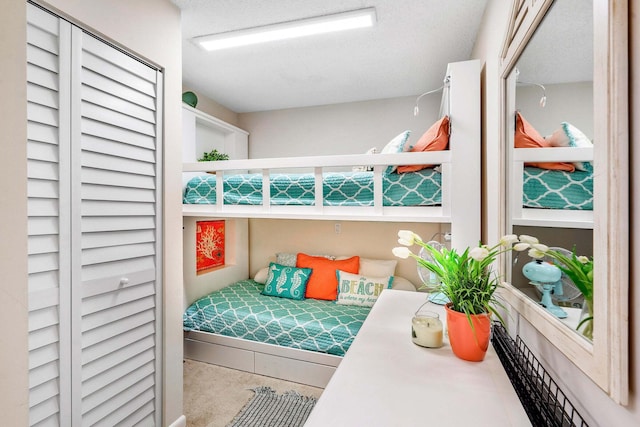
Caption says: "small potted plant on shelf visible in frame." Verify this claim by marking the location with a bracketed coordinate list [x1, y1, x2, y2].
[392, 231, 528, 362]
[198, 148, 230, 162]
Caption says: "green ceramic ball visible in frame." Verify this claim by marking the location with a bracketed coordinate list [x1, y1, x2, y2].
[182, 91, 198, 107]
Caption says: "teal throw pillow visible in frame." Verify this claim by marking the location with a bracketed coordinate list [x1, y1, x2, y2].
[262, 262, 312, 300]
[336, 270, 393, 307]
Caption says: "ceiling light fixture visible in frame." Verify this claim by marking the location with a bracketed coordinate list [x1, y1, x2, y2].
[194, 8, 377, 51]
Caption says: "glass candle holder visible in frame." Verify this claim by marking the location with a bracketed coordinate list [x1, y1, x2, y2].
[412, 309, 443, 348]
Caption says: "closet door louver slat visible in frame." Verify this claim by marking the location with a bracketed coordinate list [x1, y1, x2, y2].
[27, 5, 71, 426]
[70, 29, 161, 427]
[27, 4, 162, 426]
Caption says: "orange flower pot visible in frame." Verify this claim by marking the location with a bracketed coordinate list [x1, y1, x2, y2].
[445, 303, 491, 362]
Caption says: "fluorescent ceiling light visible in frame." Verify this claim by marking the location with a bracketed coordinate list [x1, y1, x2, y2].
[194, 8, 377, 51]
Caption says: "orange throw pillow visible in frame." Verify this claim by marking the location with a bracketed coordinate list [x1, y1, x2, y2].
[296, 253, 360, 301]
[514, 112, 574, 172]
[397, 116, 450, 173]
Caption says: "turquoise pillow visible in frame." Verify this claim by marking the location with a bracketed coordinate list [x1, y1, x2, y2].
[262, 262, 312, 300]
[561, 122, 593, 173]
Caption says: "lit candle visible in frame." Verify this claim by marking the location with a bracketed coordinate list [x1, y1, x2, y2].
[412, 312, 443, 348]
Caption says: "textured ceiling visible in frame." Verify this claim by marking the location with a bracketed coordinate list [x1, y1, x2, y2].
[515, 0, 593, 85]
[173, 0, 488, 113]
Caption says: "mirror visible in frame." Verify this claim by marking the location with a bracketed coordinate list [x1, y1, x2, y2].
[499, 0, 628, 404]
[507, 1, 594, 339]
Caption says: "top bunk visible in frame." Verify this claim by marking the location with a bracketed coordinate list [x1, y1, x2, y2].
[508, 104, 594, 230]
[182, 59, 481, 248]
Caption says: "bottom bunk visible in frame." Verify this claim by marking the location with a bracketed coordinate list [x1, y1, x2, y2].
[183, 264, 417, 387]
[183, 278, 372, 387]
[184, 330, 341, 388]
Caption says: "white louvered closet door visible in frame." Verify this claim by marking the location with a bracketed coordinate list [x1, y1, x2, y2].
[27, 3, 163, 426]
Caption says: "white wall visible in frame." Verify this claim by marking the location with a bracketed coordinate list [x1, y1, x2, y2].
[0, 2, 29, 425]
[239, 96, 443, 159]
[237, 95, 446, 287]
[516, 82, 594, 138]
[183, 218, 249, 307]
[0, 1, 184, 425]
[474, 1, 639, 426]
[248, 219, 441, 287]
[182, 85, 240, 127]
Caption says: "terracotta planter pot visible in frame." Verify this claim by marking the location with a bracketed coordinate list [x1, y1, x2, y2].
[445, 303, 491, 362]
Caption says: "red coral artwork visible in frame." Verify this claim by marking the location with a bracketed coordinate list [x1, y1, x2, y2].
[196, 220, 225, 272]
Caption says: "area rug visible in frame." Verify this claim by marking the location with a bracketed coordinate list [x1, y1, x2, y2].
[226, 386, 317, 427]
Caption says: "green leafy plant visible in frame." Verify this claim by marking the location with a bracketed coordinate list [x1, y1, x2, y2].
[392, 231, 522, 326]
[198, 148, 229, 162]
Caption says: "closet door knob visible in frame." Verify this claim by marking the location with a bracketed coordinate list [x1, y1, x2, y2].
[119, 277, 129, 286]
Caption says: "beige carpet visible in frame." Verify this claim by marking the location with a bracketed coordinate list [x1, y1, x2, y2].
[183, 359, 324, 427]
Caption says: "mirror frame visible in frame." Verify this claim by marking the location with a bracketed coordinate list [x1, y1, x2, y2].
[499, 0, 628, 404]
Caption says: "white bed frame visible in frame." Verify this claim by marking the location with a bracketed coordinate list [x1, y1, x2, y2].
[510, 147, 594, 229]
[182, 59, 481, 387]
[505, 69, 594, 230]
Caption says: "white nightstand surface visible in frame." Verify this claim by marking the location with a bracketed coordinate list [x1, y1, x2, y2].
[305, 290, 531, 426]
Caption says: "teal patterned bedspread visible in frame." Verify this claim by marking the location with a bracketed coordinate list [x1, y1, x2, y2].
[523, 167, 593, 210]
[183, 170, 441, 206]
[183, 280, 371, 357]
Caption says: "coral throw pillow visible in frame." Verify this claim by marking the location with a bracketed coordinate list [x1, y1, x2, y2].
[514, 112, 574, 172]
[397, 116, 450, 173]
[296, 253, 360, 301]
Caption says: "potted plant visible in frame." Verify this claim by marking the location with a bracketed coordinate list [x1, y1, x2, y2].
[392, 231, 525, 361]
[198, 148, 230, 162]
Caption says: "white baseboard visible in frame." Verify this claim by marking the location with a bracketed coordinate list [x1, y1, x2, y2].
[168, 414, 186, 427]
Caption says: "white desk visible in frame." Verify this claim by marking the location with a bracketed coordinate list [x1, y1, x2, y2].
[305, 290, 531, 426]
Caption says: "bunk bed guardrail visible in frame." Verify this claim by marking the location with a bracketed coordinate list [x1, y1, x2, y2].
[183, 151, 453, 222]
[511, 146, 594, 229]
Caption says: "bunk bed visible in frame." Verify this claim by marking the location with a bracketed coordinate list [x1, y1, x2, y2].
[182, 59, 481, 387]
[511, 147, 594, 229]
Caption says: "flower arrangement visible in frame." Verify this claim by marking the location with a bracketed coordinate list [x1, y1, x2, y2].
[392, 230, 521, 324]
[393, 231, 594, 340]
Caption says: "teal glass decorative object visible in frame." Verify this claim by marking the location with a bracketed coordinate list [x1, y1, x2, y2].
[182, 91, 198, 107]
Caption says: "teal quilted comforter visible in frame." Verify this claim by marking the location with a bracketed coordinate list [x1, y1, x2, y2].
[183, 280, 371, 357]
[183, 170, 441, 206]
[523, 167, 593, 210]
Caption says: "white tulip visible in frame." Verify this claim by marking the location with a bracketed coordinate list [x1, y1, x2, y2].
[398, 238, 413, 246]
[519, 235, 539, 244]
[531, 243, 549, 253]
[499, 234, 519, 247]
[578, 256, 589, 264]
[392, 247, 412, 259]
[397, 230, 418, 245]
[513, 242, 531, 251]
[528, 248, 545, 259]
[469, 246, 489, 261]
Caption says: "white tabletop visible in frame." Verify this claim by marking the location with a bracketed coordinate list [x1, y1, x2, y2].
[305, 290, 531, 427]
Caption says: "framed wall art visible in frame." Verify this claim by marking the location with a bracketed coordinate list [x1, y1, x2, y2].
[196, 220, 225, 273]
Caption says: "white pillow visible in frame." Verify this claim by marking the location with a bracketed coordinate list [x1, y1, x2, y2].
[391, 276, 417, 291]
[359, 258, 397, 277]
[336, 270, 393, 307]
[380, 131, 411, 174]
[352, 147, 378, 172]
[276, 252, 335, 267]
[254, 267, 269, 284]
[546, 122, 593, 172]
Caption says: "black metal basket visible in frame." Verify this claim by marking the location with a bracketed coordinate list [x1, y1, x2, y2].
[491, 322, 588, 427]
